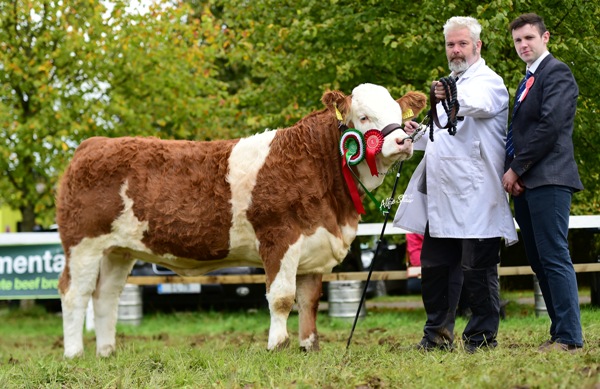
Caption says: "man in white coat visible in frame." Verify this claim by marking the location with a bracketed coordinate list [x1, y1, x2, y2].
[394, 16, 518, 353]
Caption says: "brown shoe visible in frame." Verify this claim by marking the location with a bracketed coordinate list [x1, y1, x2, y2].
[538, 341, 581, 354]
[537, 339, 555, 351]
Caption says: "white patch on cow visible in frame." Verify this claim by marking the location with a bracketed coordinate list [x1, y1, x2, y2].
[299, 333, 317, 350]
[227, 130, 277, 259]
[296, 226, 354, 274]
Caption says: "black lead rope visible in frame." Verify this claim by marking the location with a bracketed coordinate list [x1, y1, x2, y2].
[345, 161, 404, 351]
[428, 76, 460, 141]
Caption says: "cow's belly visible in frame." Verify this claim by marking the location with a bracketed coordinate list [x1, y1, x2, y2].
[102, 224, 355, 277]
[107, 246, 263, 276]
[75, 219, 354, 277]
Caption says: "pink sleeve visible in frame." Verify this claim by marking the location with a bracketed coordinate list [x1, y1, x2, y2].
[406, 233, 424, 267]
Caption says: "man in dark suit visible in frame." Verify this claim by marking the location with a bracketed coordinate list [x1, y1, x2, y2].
[502, 13, 584, 353]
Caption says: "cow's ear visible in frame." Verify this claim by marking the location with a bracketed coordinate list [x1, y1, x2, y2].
[397, 91, 428, 120]
[322, 90, 350, 116]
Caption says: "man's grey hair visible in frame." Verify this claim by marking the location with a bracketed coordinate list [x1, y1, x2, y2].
[443, 16, 482, 42]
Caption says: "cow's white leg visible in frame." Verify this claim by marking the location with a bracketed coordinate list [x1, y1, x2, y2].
[264, 241, 303, 350]
[61, 285, 92, 358]
[296, 273, 322, 351]
[265, 281, 295, 350]
[59, 247, 102, 358]
[93, 253, 136, 357]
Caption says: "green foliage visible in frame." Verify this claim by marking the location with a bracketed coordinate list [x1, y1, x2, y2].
[0, 0, 598, 228]
[0, 0, 227, 229]
[205, 0, 599, 219]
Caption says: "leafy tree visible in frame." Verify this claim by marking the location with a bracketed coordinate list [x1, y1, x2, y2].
[202, 0, 599, 218]
[1, 0, 597, 231]
[0, 0, 225, 230]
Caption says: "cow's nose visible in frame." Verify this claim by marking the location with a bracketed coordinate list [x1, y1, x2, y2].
[397, 136, 413, 146]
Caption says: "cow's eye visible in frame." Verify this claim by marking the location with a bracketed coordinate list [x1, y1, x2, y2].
[359, 116, 368, 122]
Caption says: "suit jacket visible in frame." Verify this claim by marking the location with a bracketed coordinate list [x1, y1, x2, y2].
[505, 54, 584, 191]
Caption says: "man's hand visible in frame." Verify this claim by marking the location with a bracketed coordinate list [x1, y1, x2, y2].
[403, 120, 419, 136]
[502, 168, 525, 196]
[433, 81, 447, 103]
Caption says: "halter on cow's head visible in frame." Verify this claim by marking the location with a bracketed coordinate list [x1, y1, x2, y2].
[322, 84, 426, 213]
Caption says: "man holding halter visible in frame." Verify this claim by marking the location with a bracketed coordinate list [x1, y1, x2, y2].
[394, 16, 517, 353]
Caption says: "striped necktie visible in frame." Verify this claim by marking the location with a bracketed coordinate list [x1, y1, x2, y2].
[506, 71, 533, 158]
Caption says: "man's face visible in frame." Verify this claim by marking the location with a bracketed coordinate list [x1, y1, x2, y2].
[445, 27, 481, 73]
[511, 23, 549, 66]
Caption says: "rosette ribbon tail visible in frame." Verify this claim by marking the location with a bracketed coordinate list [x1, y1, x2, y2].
[364, 129, 384, 177]
[365, 151, 379, 177]
[342, 156, 366, 214]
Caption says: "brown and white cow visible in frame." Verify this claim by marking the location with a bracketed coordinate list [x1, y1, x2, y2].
[56, 83, 426, 358]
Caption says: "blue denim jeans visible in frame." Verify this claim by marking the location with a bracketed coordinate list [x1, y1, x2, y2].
[513, 185, 583, 346]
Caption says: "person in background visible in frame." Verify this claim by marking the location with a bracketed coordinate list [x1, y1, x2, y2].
[394, 16, 518, 353]
[406, 233, 423, 294]
[502, 13, 584, 353]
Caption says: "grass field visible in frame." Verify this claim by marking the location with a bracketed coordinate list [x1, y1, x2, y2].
[1, 291, 599, 388]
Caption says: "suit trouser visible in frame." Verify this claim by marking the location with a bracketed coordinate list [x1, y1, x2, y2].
[420, 224, 501, 347]
[513, 185, 583, 346]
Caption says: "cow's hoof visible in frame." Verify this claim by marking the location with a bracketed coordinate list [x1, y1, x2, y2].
[64, 350, 84, 359]
[269, 338, 290, 351]
[299, 341, 320, 352]
[299, 334, 320, 352]
[96, 344, 115, 358]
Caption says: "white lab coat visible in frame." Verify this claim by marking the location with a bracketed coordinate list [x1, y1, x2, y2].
[393, 58, 518, 246]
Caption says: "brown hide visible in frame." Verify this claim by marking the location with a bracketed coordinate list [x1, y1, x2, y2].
[56, 137, 239, 260]
[248, 108, 358, 282]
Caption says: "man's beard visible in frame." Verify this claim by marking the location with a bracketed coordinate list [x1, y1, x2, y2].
[448, 57, 469, 73]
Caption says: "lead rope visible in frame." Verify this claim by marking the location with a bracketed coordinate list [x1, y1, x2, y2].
[428, 76, 460, 141]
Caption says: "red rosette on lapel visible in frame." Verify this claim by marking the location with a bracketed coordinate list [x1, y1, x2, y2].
[364, 129, 384, 176]
[519, 76, 535, 103]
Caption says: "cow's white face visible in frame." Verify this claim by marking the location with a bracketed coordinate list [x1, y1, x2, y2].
[348, 83, 413, 190]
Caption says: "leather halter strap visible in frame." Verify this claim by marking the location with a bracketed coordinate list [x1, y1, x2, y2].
[381, 123, 403, 138]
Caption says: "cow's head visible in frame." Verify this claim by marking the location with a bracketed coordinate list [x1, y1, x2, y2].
[322, 83, 427, 190]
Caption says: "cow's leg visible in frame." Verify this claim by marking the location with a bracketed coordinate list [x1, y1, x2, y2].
[265, 276, 295, 350]
[296, 273, 322, 351]
[93, 252, 136, 357]
[59, 248, 102, 358]
[264, 242, 303, 350]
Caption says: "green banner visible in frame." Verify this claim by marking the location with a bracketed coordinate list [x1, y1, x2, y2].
[0, 244, 64, 299]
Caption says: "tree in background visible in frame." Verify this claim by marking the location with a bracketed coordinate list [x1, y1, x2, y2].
[0, 0, 226, 230]
[201, 0, 599, 218]
[0, 0, 597, 230]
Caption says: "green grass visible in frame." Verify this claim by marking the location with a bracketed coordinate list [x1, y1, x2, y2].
[1, 292, 599, 388]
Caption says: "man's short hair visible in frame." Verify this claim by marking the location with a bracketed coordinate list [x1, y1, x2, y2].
[509, 13, 548, 36]
[443, 16, 482, 43]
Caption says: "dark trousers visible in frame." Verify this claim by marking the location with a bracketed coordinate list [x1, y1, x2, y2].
[420, 224, 501, 347]
[513, 185, 582, 346]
